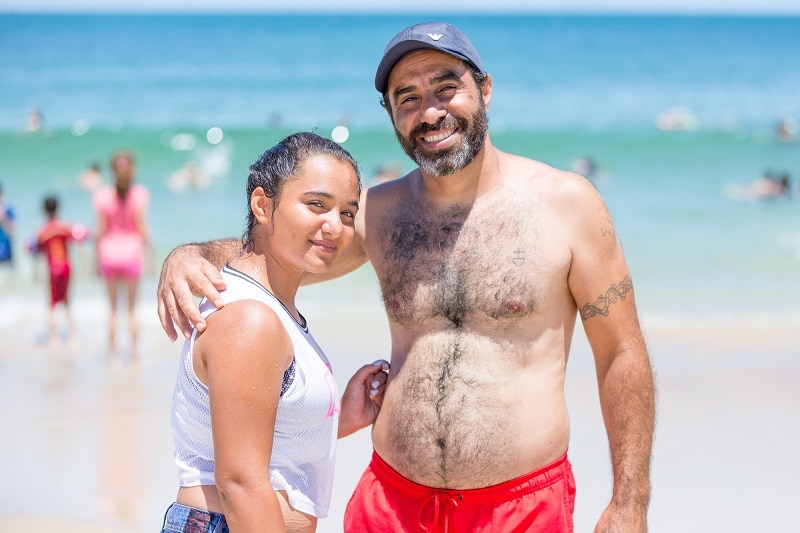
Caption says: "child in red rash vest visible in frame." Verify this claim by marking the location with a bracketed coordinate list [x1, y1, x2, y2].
[34, 195, 89, 346]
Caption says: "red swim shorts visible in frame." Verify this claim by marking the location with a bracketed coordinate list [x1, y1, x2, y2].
[49, 265, 71, 306]
[344, 450, 576, 533]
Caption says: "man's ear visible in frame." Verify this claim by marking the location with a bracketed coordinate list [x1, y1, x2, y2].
[482, 73, 493, 110]
[250, 187, 273, 226]
[381, 97, 395, 122]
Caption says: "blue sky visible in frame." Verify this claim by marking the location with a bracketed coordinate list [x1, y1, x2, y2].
[2, 0, 799, 14]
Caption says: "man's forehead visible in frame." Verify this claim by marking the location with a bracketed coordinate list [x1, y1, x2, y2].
[387, 50, 468, 88]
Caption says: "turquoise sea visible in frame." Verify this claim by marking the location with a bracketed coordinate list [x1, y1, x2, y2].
[1, 13, 799, 329]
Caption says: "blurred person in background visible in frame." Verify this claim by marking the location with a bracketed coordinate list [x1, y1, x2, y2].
[34, 194, 89, 346]
[93, 150, 155, 358]
[0, 183, 16, 269]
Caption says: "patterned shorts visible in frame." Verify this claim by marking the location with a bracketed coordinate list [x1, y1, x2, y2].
[160, 502, 229, 533]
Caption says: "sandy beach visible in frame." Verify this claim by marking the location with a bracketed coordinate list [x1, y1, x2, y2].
[1, 270, 798, 533]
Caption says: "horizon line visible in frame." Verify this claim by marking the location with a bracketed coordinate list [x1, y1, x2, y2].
[3, 8, 800, 16]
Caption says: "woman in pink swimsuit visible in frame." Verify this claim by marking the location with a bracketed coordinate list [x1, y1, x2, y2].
[93, 150, 154, 357]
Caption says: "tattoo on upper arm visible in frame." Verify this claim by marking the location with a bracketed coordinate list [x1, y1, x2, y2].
[580, 275, 632, 321]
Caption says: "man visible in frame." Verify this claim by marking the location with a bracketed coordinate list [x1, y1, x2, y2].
[158, 22, 654, 532]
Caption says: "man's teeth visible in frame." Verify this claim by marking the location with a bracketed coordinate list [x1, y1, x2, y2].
[423, 130, 453, 142]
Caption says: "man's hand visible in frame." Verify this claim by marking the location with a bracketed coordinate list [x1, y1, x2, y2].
[157, 246, 227, 341]
[594, 501, 648, 533]
[338, 359, 390, 439]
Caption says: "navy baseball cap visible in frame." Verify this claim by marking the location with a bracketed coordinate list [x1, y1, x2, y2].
[374, 22, 484, 94]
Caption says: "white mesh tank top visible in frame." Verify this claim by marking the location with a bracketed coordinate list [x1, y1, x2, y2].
[170, 265, 340, 518]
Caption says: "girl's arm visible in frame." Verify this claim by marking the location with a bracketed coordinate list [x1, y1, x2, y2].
[195, 300, 294, 532]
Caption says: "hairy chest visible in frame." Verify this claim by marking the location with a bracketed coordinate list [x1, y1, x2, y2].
[372, 201, 567, 327]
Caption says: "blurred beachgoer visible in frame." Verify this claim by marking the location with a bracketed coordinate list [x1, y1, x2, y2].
[269, 111, 284, 130]
[655, 106, 697, 131]
[26, 106, 43, 133]
[727, 170, 793, 201]
[157, 22, 654, 532]
[92, 150, 154, 358]
[0, 183, 16, 268]
[776, 117, 798, 143]
[78, 161, 103, 193]
[571, 155, 597, 181]
[167, 160, 210, 193]
[776, 174, 791, 198]
[160, 132, 389, 533]
[370, 163, 403, 185]
[35, 195, 89, 345]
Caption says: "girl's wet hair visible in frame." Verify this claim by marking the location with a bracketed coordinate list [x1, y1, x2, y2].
[243, 131, 362, 244]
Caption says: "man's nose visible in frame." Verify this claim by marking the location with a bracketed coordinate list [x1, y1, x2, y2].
[420, 94, 447, 125]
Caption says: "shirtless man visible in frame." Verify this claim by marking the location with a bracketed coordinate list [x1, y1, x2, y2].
[158, 22, 654, 532]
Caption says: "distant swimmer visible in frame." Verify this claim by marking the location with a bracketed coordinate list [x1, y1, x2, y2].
[571, 155, 610, 185]
[371, 163, 403, 185]
[167, 145, 231, 193]
[656, 106, 698, 132]
[78, 161, 103, 193]
[776, 117, 798, 143]
[26, 107, 44, 133]
[571, 155, 598, 181]
[726, 170, 792, 201]
[167, 160, 210, 192]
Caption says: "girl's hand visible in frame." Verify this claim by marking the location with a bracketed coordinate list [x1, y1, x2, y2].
[338, 359, 390, 438]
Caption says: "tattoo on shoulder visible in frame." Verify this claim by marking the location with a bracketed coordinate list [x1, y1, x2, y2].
[600, 211, 616, 238]
[580, 275, 632, 321]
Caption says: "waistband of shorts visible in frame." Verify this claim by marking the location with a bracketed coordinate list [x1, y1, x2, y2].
[368, 450, 571, 505]
[162, 502, 228, 532]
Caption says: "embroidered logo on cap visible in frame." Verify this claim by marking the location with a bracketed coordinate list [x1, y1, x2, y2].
[427, 33, 443, 41]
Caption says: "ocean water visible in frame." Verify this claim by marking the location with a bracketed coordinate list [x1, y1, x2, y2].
[1, 13, 799, 330]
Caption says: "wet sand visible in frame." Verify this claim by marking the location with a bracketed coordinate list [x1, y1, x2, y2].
[1, 274, 798, 532]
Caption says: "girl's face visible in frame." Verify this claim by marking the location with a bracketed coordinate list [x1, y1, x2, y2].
[257, 153, 360, 275]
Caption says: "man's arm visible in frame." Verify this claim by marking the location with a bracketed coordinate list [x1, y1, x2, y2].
[157, 238, 242, 341]
[565, 176, 655, 533]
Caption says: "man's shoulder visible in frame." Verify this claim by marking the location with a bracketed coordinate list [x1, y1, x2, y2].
[501, 151, 589, 191]
[364, 172, 412, 206]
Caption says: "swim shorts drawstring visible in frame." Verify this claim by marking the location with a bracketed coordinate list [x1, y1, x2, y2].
[418, 491, 460, 532]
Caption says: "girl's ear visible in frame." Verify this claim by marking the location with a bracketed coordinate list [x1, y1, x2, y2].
[250, 187, 274, 226]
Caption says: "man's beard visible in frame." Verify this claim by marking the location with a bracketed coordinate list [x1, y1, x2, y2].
[395, 98, 488, 178]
